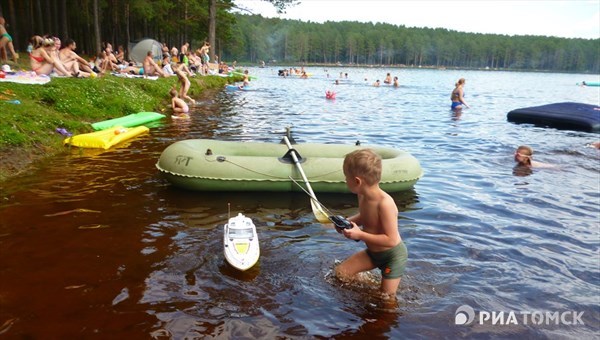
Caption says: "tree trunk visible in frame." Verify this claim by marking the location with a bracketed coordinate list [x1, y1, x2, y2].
[7, 0, 19, 50]
[35, 0, 44, 34]
[93, 0, 101, 53]
[60, 0, 68, 39]
[208, 0, 216, 61]
[125, 1, 130, 58]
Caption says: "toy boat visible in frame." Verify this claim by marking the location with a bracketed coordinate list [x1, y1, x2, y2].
[223, 213, 260, 271]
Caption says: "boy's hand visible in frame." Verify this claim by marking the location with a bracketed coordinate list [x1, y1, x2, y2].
[324, 223, 344, 234]
[342, 222, 361, 241]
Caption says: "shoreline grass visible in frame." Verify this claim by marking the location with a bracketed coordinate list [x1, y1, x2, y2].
[0, 71, 232, 181]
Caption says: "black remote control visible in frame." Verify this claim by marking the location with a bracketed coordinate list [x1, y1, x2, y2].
[329, 215, 353, 229]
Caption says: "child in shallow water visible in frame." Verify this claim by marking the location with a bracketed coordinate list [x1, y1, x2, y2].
[332, 149, 408, 297]
[170, 88, 189, 118]
[176, 70, 194, 104]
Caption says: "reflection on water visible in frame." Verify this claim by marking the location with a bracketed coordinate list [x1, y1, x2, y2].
[0, 68, 599, 338]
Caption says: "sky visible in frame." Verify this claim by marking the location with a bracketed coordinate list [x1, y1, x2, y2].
[233, 0, 600, 39]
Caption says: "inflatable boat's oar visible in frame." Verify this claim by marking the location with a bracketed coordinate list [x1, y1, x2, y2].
[283, 136, 330, 223]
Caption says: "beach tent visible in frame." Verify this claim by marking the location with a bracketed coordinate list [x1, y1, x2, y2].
[129, 39, 163, 64]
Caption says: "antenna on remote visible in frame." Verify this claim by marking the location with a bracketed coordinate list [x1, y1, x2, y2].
[228, 203, 231, 220]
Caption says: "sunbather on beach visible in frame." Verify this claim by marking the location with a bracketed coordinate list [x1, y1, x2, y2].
[59, 38, 94, 77]
[29, 35, 71, 76]
[143, 51, 165, 77]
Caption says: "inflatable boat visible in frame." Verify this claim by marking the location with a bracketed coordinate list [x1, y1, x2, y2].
[155, 139, 423, 193]
[224, 213, 260, 271]
[64, 126, 149, 149]
[507, 102, 600, 132]
[91, 112, 165, 131]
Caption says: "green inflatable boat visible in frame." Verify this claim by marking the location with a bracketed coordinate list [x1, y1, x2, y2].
[155, 139, 423, 193]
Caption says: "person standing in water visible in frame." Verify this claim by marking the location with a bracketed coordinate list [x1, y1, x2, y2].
[451, 78, 470, 110]
[333, 149, 408, 297]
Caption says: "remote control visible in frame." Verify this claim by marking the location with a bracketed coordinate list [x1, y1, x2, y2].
[329, 215, 353, 229]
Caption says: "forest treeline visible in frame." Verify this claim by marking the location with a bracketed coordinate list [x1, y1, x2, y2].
[1, 1, 597, 73]
[224, 14, 599, 73]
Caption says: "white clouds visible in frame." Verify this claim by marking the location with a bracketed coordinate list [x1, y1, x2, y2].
[233, 0, 600, 39]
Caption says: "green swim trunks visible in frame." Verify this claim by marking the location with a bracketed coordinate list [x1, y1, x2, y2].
[366, 241, 408, 279]
[1, 33, 12, 42]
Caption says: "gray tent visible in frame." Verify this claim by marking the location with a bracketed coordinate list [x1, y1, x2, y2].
[129, 39, 163, 64]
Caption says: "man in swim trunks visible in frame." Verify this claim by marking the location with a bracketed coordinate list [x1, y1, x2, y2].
[143, 50, 165, 77]
[333, 149, 408, 296]
[0, 17, 18, 62]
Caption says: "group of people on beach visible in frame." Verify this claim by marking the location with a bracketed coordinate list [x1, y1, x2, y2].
[3, 21, 228, 118]
[28, 35, 99, 78]
[25, 35, 224, 80]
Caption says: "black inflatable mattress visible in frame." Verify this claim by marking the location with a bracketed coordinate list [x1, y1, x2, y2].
[507, 102, 600, 132]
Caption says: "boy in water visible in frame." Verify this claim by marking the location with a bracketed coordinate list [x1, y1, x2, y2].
[514, 145, 554, 168]
[334, 149, 408, 296]
[170, 88, 189, 118]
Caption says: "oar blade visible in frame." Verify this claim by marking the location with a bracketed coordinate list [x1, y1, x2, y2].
[311, 199, 330, 224]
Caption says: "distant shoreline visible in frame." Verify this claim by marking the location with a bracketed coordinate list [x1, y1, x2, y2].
[256, 63, 597, 75]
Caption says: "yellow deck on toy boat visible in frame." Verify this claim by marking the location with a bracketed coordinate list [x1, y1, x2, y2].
[63, 126, 149, 149]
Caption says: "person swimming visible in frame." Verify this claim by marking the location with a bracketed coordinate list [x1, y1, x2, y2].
[514, 145, 554, 168]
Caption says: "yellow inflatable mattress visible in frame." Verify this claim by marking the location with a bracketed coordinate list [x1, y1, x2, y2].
[64, 126, 149, 149]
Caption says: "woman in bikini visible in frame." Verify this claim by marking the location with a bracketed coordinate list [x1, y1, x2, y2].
[29, 36, 71, 76]
[450, 78, 470, 110]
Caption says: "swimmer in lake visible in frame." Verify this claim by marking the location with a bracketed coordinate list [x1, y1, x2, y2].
[383, 73, 392, 84]
[514, 145, 555, 168]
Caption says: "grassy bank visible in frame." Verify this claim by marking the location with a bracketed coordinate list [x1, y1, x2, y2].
[0, 73, 232, 181]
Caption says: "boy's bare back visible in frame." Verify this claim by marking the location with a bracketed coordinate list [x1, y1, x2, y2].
[356, 188, 401, 252]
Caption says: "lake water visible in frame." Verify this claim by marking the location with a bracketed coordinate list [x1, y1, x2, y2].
[1, 67, 599, 338]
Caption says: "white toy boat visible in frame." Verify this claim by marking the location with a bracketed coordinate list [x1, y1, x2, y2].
[223, 213, 260, 271]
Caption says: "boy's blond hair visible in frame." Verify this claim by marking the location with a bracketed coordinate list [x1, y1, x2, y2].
[517, 145, 533, 156]
[169, 88, 178, 98]
[343, 149, 382, 186]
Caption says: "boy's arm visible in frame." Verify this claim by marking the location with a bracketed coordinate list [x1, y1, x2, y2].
[347, 213, 362, 225]
[343, 199, 400, 247]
